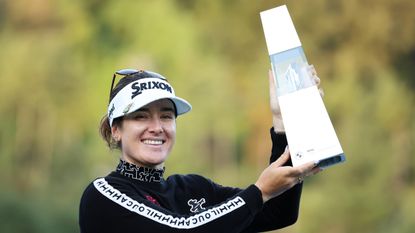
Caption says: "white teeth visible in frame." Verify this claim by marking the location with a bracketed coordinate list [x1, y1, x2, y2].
[143, 140, 163, 145]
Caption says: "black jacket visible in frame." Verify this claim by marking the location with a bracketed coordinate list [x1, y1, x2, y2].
[79, 129, 302, 233]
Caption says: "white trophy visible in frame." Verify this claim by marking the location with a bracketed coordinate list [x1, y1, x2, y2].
[260, 5, 346, 168]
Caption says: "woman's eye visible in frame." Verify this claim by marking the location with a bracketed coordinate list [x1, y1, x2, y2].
[134, 114, 148, 119]
[161, 114, 174, 120]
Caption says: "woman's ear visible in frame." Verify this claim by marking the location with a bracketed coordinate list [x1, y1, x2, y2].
[111, 125, 121, 142]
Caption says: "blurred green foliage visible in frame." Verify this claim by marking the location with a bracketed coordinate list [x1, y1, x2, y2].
[0, 0, 414, 232]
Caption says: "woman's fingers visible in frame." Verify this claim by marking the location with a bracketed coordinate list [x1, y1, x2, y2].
[314, 76, 321, 86]
[268, 69, 279, 113]
[299, 161, 317, 174]
[292, 160, 322, 183]
[273, 146, 290, 167]
[273, 148, 322, 179]
[307, 65, 325, 97]
[310, 166, 323, 176]
[269, 69, 276, 89]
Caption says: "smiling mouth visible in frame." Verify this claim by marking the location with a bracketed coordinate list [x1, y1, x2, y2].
[142, 139, 164, 145]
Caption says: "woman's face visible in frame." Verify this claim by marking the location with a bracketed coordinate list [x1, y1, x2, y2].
[112, 99, 176, 169]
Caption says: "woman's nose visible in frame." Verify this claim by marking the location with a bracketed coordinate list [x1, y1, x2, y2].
[148, 118, 163, 133]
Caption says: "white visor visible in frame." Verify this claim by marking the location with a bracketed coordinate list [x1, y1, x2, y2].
[108, 76, 191, 127]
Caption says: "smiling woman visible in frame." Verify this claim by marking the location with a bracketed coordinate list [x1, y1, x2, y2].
[79, 68, 321, 233]
[112, 99, 177, 169]
[99, 70, 190, 150]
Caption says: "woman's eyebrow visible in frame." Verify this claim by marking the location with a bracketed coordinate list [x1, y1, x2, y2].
[136, 107, 175, 113]
[136, 108, 149, 113]
[160, 107, 175, 113]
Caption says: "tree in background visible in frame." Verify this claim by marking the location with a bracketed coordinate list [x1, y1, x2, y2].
[0, 0, 414, 232]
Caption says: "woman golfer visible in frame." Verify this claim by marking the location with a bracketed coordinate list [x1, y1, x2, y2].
[79, 69, 321, 232]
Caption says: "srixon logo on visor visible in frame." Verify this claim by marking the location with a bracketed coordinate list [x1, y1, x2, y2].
[131, 80, 173, 99]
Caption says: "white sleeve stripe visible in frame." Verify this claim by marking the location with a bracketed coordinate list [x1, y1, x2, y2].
[93, 178, 246, 229]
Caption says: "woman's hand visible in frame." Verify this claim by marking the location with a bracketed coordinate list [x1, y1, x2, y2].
[269, 65, 323, 133]
[254, 147, 322, 203]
